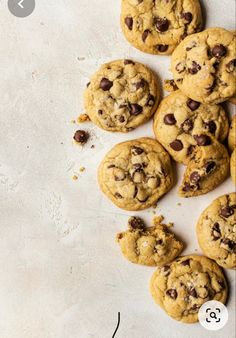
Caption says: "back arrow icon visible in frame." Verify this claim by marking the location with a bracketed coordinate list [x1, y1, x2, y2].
[18, 0, 24, 8]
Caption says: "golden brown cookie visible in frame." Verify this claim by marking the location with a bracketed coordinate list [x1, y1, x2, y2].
[196, 193, 236, 269]
[116, 215, 183, 266]
[121, 0, 203, 55]
[171, 28, 236, 104]
[153, 90, 229, 164]
[98, 138, 173, 211]
[84, 59, 159, 132]
[228, 115, 236, 152]
[150, 255, 228, 323]
[178, 135, 230, 197]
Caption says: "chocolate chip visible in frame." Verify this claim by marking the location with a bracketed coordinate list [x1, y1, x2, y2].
[125, 16, 133, 30]
[128, 216, 145, 230]
[182, 12, 193, 23]
[220, 206, 234, 218]
[124, 59, 135, 65]
[187, 99, 200, 111]
[155, 17, 169, 32]
[190, 171, 201, 183]
[164, 114, 176, 125]
[212, 44, 227, 59]
[130, 104, 143, 115]
[182, 183, 198, 192]
[175, 62, 185, 73]
[226, 59, 236, 73]
[133, 186, 138, 198]
[181, 259, 190, 266]
[166, 289, 177, 300]
[133, 163, 143, 171]
[146, 94, 155, 107]
[211, 222, 221, 240]
[86, 82, 90, 87]
[131, 146, 144, 155]
[170, 140, 183, 151]
[205, 121, 216, 134]
[98, 109, 103, 115]
[218, 280, 225, 289]
[181, 119, 193, 132]
[204, 161, 216, 174]
[187, 145, 196, 156]
[100, 78, 113, 91]
[188, 61, 201, 75]
[135, 79, 146, 90]
[107, 164, 115, 169]
[115, 192, 123, 199]
[142, 29, 150, 42]
[188, 287, 197, 298]
[156, 239, 163, 245]
[221, 238, 235, 251]
[119, 115, 125, 123]
[157, 44, 168, 52]
[193, 134, 211, 146]
[73, 130, 89, 144]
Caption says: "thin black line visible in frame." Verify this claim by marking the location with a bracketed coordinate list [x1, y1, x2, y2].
[112, 312, 120, 338]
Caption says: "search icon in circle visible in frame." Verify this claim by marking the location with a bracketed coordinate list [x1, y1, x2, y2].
[198, 300, 228, 331]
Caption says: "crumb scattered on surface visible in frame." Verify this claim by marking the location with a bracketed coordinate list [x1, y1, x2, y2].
[79, 167, 85, 172]
[77, 57, 86, 61]
[91, 145, 95, 149]
[72, 175, 78, 181]
[77, 114, 90, 123]
[73, 130, 89, 144]
[71, 119, 76, 124]
[177, 202, 182, 206]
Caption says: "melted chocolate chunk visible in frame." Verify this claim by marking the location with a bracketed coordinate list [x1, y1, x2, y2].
[166, 289, 177, 300]
[170, 140, 183, 151]
[164, 114, 176, 125]
[128, 216, 145, 230]
[100, 78, 113, 91]
[193, 134, 211, 146]
[125, 16, 133, 30]
[187, 99, 200, 111]
[220, 206, 234, 218]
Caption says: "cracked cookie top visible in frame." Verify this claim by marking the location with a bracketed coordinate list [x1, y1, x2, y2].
[171, 28, 236, 104]
[121, 0, 203, 55]
[153, 90, 229, 164]
[98, 138, 173, 210]
[116, 215, 183, 266]
[84, 60, 159, 132]
[197, 193, 236, 269]
[150, 255, 228, 323]
[178, 135, 230, 197]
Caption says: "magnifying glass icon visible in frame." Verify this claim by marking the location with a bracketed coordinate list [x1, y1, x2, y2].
[210, 312, 217, 320]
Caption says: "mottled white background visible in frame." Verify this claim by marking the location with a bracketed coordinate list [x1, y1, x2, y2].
[0, 0, 235, 337]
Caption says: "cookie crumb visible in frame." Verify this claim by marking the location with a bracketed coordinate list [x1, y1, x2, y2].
[73, 130, 89, 144]
[71, 119, 76, 124]
[177, 202, 182, 206]
[79, 166, 85, 172]
[91, 144, 95, 149]
[72, 175, 78, 181]
[164, 79, 178, 92]
[77, 114, 90, 123]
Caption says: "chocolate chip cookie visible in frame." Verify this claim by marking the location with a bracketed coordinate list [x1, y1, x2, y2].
[121, 0, 203, 55]
[171, 28, 236, 104]
[116, 215, 183, 266]
[231, 149, 236, 185]
[84, 60, 159, 132]
[228, 115, 236, 152]
[98, 138, 173, 211]
[196, 193, 236, 269]
[153, 90, 229, 164]
[150, 255, 228, 323]
[178, 135, 230, 197]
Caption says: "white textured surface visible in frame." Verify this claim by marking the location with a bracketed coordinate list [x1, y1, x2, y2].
[0, 1, 235, 337]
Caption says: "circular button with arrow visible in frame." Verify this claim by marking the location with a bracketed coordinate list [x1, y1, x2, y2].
[8, 0, 35, 18]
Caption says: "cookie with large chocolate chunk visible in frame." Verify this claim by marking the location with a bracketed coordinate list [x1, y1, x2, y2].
[121, 0, 203, 55]
[153, 90, 229, 164]
[179, 135, 230, 197]
[84, 60, 159, 132]
[171, 28, 236, 104]
[116, 215, 183, 266]
[231, 148, 236, 185]
[150, 255, 228, 323]
[98, 138, 173, 210]
[197, 193, 236, 269]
